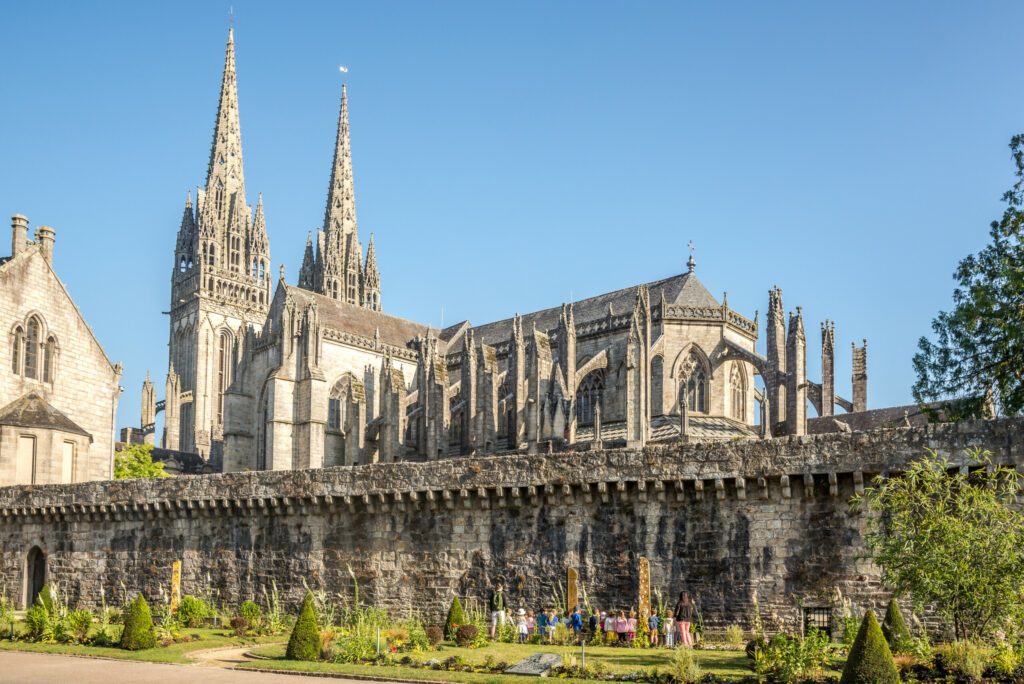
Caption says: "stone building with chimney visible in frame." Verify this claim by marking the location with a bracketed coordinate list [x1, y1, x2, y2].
[0, 216, 122, 485]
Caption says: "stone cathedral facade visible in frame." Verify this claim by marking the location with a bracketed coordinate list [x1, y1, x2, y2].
[151, 30, 871, 472]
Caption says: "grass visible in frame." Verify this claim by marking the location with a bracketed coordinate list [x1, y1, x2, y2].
[243, 640, 754, 680]
[0, 627, 280, 664]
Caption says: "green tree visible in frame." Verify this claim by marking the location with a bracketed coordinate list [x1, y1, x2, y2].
[840, 611, 898, 684]
[881, 598, 912, 654]
[856, 448, 1024, 639]
[912, 135, 1024, 419]
[120, 594, 156, 650]
[444, 596, 466, 640]
[114, 444, 169, 479]
[286, 593, 322, 661]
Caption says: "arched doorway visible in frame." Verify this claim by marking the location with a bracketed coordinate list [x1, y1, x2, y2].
[26, 546, 45, 608]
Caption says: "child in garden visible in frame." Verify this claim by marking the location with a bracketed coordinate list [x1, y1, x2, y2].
[547, 608, 559, 641]
[614, 611, 628, 643]
[648, 611, 659, 646]
[663, 610, 675, 647]
[627, 610, 638, 642]
[516, 608, 528, 644]
[604, 611, 615, 636]
[536, 607, 548, 638]
[526, 610, 536, 637]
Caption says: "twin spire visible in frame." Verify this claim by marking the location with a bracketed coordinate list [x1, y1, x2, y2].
[177, 28, 382, 311]
[299, 81, 382, 311]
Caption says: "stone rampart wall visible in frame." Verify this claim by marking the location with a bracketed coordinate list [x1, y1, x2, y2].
[0, 419, 1020, 632]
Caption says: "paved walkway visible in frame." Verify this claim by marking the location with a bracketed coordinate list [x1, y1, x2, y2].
[0, 649, 380, 683]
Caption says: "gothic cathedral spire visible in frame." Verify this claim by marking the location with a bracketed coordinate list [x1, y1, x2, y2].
[206, 28, 246, 205]
[301, 85, 381, 309]
[167, 27, 271, 461]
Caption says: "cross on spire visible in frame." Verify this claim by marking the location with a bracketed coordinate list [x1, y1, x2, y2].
[687, 240, 696, 273]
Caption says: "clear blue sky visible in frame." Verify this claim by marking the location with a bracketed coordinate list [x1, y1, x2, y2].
[1, 1, 1019, 432]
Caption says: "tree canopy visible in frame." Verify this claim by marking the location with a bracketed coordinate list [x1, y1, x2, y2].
[114, 444, 169, 479]
[855, 448, 1024, 640]
[912, 135, 1024, 419]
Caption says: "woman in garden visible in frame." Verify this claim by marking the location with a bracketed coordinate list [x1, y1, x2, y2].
[674, 592, 695, 647]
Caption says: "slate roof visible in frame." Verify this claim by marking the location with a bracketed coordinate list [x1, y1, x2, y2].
[285, 285, 440, 350]
[807, 402, 951, 434]
[471, 271, 720, 347]
[576, 414, 757, 443]
[0, 392, 92, 439]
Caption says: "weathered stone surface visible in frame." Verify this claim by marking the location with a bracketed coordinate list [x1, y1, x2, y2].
[0, 419, 1020, 633]
[505, 653, 563, 676]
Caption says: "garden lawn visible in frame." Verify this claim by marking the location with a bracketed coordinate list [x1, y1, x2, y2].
[0, 628, 279, 664]
[244, 641, 754, 680]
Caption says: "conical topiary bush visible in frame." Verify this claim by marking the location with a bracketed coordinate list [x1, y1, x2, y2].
[840, 610, 899, 684]
[881, 598, 912, 653]
[444, 596, 466, 640]
[119, 594, 157, 650]
[286, 592, 322, 661]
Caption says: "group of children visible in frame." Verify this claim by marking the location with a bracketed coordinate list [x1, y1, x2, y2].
[507, 592, 698, 647]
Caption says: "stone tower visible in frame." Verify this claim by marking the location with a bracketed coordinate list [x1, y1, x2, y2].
[166, 29, 271, 460]
[298, 85, 381, 309]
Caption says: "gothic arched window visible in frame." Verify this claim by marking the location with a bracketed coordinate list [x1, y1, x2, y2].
[11, 326, 23, 374]
[686, 367, 707, 413]
[43, 337, 57, 383]
[229, 235, 241, 272]
[24, 317, 40, 380]
[575, 369, 605, 426]
[730, 363, 746, 422]
[215, 330, 233, 425]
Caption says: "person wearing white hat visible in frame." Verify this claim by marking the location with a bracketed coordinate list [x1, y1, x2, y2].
[516, 608, 529, 643]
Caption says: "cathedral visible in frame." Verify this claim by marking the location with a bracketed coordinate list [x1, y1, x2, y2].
[146, 30, 871, 473]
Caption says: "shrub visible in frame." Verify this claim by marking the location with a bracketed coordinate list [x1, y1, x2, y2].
[176, 595, 212, 628]
[444, 596, 466, 639]
[230, 616, 248, 637]
[37, 585, 55, 615]
[286, 593, 322, 661]
[333, 632, 376, 663]
[67, 609, 93, 643]
[758, 630, 831, 682]
[725, 624, 744, 647]
[840, 610, 898, 684]
[24, 604, 50, 641]
[841, 614, 861, 647]
[239, 600, 261, 629]
[881, 598, 912, 654]
[669, 647, 702, 683]
[990, 639, 1021, 678]
[936, 640, 988, 681]
[454, 623, 478, 648]
[425, 624, 444, 646]
[120, 595, 157, 651]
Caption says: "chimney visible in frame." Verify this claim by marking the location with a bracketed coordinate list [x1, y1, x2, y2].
[10, 214, 28, 257]
[35, 225, 55, 265]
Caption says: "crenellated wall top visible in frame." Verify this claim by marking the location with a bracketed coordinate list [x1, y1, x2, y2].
[0, 419, 1021, 519]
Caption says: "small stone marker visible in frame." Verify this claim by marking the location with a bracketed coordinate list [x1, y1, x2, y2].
[170, 560, 182, 612]
[638, 556, 651, 620]
[504, 653, 563, 676]
[566, 566, 578, 610]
